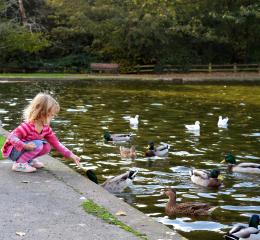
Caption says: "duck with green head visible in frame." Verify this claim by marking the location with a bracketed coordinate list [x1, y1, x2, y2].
[221, 153, 260, 174]
[190, 169, 222, 188]
[104, 131, 132, 142]
[224, 214, 259, 240]
[145, 141, 169, 157]
[86, 169, 138, 193]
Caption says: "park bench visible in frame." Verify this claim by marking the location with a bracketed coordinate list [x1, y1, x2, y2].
[90, 63, 119, 73]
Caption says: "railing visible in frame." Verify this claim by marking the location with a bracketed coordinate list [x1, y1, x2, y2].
[131, 63, 260, 73]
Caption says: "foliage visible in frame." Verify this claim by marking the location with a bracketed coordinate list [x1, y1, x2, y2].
[0, 0, 259, 70]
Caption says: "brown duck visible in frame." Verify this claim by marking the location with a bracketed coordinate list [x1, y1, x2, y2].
[164, 188, 217, 216]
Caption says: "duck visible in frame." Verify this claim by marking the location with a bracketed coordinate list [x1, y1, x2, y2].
[129, 115, 139, 126]
[164, 188, 217, 216]
[185, 121, 200, 131]
[224, 214, 259, 240]
[104, 131, 132, 142]
[86, 169, 138, 193]
[189, 169, 222, 188]
[218, 116, 229, 128]
[145, 141, 170, 157]
[119, 146, 136, 159]
[221, 153, 260, 174]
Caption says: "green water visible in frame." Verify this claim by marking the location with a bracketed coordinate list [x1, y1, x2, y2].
[0, 80, 259, 239]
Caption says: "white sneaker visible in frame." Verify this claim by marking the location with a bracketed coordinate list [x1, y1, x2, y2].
[31, 159, 44, 169]
[12, 163, 37, 173]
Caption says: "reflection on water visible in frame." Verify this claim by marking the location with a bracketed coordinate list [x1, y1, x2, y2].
[0, 80, 260, 240]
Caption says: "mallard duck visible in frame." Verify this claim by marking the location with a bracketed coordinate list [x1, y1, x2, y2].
[224, 214, 259, 240]
[104, 131, 132, 142]
[185, 121, 200, 131]
[145, 141, 169, 157]
[164, 188, 217, 216]
[218, 116, 229, 128]
[221, 153, 260, 174]
[86, 169, 138, 193]
[189, 169, 222, 188]
[129, 115, 139, 126]
[119, 146, 136, 159]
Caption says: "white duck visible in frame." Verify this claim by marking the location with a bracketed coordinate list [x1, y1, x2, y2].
[129, 115, 139, 126]
[185, 121, 200, 131]
[224, 214, 259, 240]
[86, 169, 138, 193]
[218, 116, 229, 128]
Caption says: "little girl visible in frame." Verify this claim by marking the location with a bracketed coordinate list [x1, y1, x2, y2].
[1, 92, 80, 173]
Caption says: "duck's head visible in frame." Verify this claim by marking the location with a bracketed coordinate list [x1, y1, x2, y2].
[195, 121, 200, 125]
[219, 116, 222, 120]
[164, 188, 176, 198]
[135, 115, 139, 119]
[86, 170, 99, 184]
[147, 141, 155, 150]
[249, 214, 259, 228]
[104, 131, 111, 141]
[221, 153, 236, 164]
[209, 169, 220, 178]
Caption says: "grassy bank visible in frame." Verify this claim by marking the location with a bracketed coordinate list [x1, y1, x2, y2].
[82, 199, 147, 240]
[0, 136, 5, 160]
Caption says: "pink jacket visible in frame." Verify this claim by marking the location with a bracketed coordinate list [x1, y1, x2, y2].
[1, 122, 72, 159]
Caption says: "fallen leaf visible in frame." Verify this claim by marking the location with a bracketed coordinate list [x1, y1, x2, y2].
[116, 211, 127, 216]
[21, 181, 30, 183]
[16, 232, 26, 236]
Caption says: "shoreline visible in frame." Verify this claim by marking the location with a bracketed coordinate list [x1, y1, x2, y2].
[0, 72, 259, 84]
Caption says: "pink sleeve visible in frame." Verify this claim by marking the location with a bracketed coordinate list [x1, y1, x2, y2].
[8, 123, 28, 151]
[44, 127, 72, 158]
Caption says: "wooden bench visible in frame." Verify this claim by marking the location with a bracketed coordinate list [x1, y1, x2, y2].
[90, 63, 119, 73]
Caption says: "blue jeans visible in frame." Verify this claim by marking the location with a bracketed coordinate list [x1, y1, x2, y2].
[9, 140, 47, 163]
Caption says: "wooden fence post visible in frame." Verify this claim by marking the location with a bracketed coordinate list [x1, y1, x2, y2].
[233, 63, 237, 73]
[208, 63, 212, 73]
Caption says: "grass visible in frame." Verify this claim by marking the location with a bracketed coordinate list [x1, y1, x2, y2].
[82, 199, 148, 240]
[0, 135, 5, 160]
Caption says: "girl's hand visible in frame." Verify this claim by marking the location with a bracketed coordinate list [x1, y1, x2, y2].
[24, 142, 36, 151]
[70, 153, 81, 166]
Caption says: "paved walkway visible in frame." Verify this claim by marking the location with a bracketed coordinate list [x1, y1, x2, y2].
[0, 155, 185, 240]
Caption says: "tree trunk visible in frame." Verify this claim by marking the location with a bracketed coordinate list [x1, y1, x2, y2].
[18, 0, 28, 26]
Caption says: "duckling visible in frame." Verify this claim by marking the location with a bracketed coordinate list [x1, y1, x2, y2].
[86, 169, 138, 193]
[218, 116, 229, 128]
[164, 188, 217, 216]
[190, 169, 222, 188]
[221, 153, 260, 174]
[104, 131, 132, 142]
[129, 115, 139, 126]
[185, 121, 200, 131]
[119, 146, 136, 159]
[224, 214, 259, 240]
[145, 141, 169, 157]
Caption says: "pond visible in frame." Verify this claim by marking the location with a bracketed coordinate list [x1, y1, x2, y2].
[0, 80, 259, 240]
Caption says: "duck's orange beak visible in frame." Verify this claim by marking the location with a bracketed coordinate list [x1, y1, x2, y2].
[220, 159, 226, 163]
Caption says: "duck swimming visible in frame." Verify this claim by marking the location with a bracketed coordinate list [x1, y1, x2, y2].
[104, 131, 132, 142]
[120, 146, 136, 159]
[185, 121, 200, 131]
[190, 169, 222, 188]
[86, 169, 138, 193]
[218, 116, 229, 128]
[224, 214, 259, 240]
[164, 188, 217, 216]
[221, 153, 260, 174]
[145, 141, 169, 157]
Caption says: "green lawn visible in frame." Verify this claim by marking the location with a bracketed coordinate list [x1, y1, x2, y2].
[0, 136, 5, 160]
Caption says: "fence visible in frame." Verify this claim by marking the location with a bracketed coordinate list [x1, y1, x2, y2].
[131, 63, 260, 74]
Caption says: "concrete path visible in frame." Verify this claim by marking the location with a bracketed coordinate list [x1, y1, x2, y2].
[0, 155, 185, 240]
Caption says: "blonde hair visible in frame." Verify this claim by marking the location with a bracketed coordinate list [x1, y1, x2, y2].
[23, 93, 60, 123]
